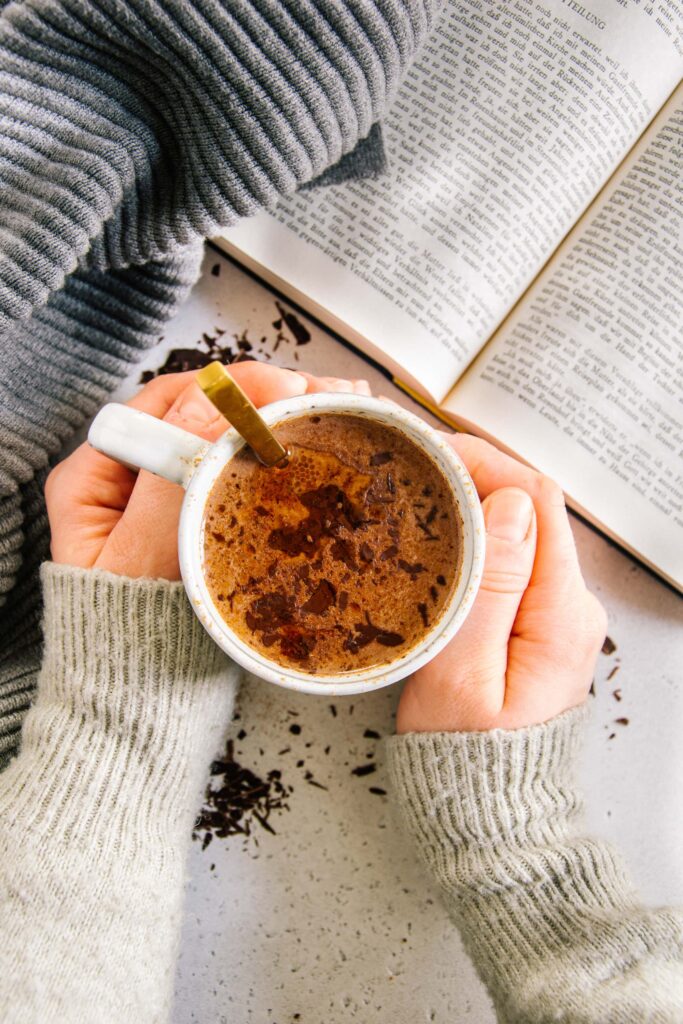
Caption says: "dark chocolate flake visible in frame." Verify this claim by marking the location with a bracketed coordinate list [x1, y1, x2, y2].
[351, 763, 377, 777]
[370, 451, 393, 466]
[360, 542, 374, 563]
[380, 545, 398, 561]
[193, 738, 289, 847]
[275, 301, 311, 345]
[301, 579, 336, 615]
[398, 559, 427, 580]
[343, 614, 405, 653]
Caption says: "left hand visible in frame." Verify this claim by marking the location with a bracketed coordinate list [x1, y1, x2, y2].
[46, 363, 371, 580]
[397, 433, 606, 733]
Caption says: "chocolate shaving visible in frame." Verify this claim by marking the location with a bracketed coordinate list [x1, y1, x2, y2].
[331, 537, 357, 570]
[364, 729, 381, 740]
[351, 763, 377, 777]
[246, 591, 294, 632]
[301, 579, 336, 615]
[370, 451, 393, 466]
[343, 614, 404, 653]
[380, 545, 398, 561]
[279, 632, 316, 661]
[398, 559, 427, 580]
[417, 602, 429, 628]
[415, 513, 438, 540]
[360, 542, 374, 563]
[275, 301, 311, 345]
[193, 739, 289, 847]
[269, 484, 363, 560]
[601, 636, 617, 655]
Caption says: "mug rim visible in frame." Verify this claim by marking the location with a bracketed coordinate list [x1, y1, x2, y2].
[179, 393, 484, 695]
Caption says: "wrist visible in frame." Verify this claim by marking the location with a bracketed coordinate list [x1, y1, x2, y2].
[3, 563, 240, 854]
[388, 704, 588, 853]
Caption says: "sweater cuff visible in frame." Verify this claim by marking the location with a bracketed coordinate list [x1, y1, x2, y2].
[387, 705, 588, 856]
[2, 564, 240, 855]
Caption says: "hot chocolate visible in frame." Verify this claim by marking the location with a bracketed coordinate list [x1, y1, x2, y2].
[203, 413, 462, 675]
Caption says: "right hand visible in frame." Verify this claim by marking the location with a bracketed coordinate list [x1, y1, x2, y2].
[397, 434, 607, 734]
[46, 364, 371, 581]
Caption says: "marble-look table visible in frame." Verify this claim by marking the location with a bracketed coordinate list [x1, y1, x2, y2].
[101, 246, 682, 1024]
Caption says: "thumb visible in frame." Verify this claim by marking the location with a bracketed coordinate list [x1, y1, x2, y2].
[459, 486, 537, 693]
[163, 381, 230, 442]
[397, 487, 536, 732]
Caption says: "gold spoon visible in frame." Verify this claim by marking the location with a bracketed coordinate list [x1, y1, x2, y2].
[196, 362, 288, 467]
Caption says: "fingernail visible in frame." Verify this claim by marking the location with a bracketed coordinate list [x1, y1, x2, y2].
[174, 384, 221, 424]
[484, 489, 534, 544]
[290, 372, 309, 394]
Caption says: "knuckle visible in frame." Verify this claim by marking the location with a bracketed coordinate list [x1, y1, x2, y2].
[481, 566, 530, 595]
[535, 474, 565, 508]
[143, 374, 167, 394]
[585, 591, 608, 642]
[44, 464, 62, 499]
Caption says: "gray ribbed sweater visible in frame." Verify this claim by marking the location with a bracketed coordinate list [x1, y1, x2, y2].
[1, 565, 681, 1022]
[0, 0, 438, 766]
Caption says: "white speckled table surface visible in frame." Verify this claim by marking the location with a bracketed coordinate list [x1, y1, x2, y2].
[103, 247, 682, 1024]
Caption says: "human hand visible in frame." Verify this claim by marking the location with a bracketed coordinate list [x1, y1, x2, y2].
[46, 363, 371, 580]
[397, 434, 607, 733]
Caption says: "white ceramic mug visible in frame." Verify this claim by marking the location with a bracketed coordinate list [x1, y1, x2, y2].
[88, 392, 485, 695]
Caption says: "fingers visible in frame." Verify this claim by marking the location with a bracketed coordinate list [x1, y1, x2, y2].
[228, 362, 308, 406]
[96, 379, 231, 579]
[396, 488, 537, 732]
[446, 432, 581, 584]
[296, 371, 371, 395]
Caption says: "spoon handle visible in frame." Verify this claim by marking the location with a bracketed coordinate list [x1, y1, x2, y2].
[196, 363, 288, 467]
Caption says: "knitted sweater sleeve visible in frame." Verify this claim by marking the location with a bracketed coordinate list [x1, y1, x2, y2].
[0, 564, 241, 1024]
[0, 0, 439, 326]
[387, 708, 683, 1023]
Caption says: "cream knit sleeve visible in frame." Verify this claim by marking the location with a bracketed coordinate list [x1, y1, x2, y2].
[0, 564, 240, 1024]
[387, 707, 683, 1023]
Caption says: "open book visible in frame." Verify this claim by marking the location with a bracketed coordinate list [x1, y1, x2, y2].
[215, 0, 683, 592]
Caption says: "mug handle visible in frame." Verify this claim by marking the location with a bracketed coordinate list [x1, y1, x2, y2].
[88, 403, 211, 489]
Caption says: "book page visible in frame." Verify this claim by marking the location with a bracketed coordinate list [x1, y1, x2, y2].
[219, 0, 682, 404]
[444, 85, 683, 589]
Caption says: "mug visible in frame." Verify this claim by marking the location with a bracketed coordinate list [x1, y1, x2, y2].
[88, 392, 485, 695]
